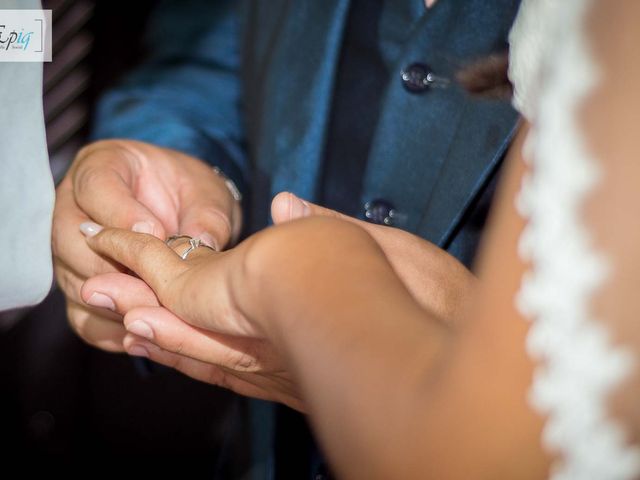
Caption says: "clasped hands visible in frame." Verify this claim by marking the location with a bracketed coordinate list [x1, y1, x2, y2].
[53, 139, 474, 413]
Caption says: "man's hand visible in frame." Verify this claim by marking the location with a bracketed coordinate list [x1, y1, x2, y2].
[271, 192, 476, 324]
[79, 225, 305, 411]
[53, 139, 242, 352]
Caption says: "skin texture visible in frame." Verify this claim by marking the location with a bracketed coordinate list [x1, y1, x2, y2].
[59, 137, 473, 363]
[580, 0, 640, 439]
[271, 192, 476, 325]
[53, 139, 241, 352]
[79, 192, 476, 412]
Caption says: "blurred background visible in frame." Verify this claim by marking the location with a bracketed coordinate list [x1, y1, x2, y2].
[0, 1, 249, 474]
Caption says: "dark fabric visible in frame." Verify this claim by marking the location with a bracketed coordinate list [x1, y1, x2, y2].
[319, 0, 388, 217]
[0, 289, 250, 476]
[275, 2, 387, 478]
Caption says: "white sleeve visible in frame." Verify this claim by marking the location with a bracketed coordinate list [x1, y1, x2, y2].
[0, 0, 55, 311]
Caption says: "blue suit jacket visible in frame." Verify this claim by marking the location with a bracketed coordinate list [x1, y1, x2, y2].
[92, 0, 521, 477]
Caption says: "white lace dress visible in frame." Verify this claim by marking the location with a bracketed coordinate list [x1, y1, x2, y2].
[509, 0, 640, 478]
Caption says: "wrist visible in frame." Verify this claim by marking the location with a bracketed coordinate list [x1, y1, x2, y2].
[233, 217, 386, 341]
[228, 228, 279, 338]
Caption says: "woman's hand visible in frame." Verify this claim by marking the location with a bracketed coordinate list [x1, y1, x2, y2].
[78, 189, 477, 413]
[80, 224, 305, 411]
[271, 192, 476, 325]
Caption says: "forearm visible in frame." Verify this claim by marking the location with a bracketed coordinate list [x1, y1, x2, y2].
[240, 218, 451, 478]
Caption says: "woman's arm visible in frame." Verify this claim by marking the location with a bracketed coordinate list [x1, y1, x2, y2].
[235, 1, 640, 475]
[237, 127, 547, 480]
[81, 127, 543, 478]
[83, 127, 545, 479]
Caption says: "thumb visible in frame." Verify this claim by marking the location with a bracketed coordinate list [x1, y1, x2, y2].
[271, 192, 346, 224]
[71, 146, 168, 239]
[122, 306, 268, 372]
[179, 201, 234, 251]
[271, 192, 393, 249]
[177, 173, 241, 251]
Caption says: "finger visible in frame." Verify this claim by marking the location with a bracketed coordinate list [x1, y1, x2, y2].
[164, 235, 219, 261]
[71, 145, 166, 238]
[83, 226, 243, 337]
[271, 192, 399, 246]
[53, 178, 122, 284]
[123, 335, 304, 410]
[81, 272, 160, 316]
[82, 226, 188, 301]
[122, 306, 275, 373]
[177, 166, 239, 250]
[178, 204, 232, 251]
[271, 192, 313, 223]
[54, 258, 91, 307]
[272, 192, 353, 224]
[122, 335, 277, 401]
[55, 259, 122, 321]
[66, 301, 127, 353]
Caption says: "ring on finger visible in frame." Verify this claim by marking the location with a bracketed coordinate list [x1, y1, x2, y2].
[165, 235, 216, 259]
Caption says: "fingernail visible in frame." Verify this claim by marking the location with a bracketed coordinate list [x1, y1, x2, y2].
[132, 221, 154, 235]
[199, 232, 218, 250]
[127, 345, 149, 358]
[126, 320, 154, 340]
[79, 222, 103, 237]
[289, 193, 310, 219]
[86, 292, 115, 311]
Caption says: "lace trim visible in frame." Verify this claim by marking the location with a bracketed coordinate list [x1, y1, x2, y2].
[512, 0, 640, 478]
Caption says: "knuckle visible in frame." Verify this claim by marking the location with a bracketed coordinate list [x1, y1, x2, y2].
[134, 236, 166, 270]
[73, 165, 105, 198]
[171, 338, 185, 356]
[75, 141, 108, 161]
[74, 140, 126, 167]
[227, 346, 260, 373]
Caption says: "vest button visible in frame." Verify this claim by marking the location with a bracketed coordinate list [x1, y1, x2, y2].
[364, 199, 396, 226]
[401, 63, 444, 93]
